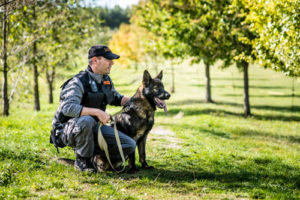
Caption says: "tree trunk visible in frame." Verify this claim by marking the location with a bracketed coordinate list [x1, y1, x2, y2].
[46, 66, 55, 104]
[2, 0, 9, 116]
[134, 62, 138, 72]
[48, 80, 53, 104]
[205, 62, 213, 103]
[33, 6, 40, 111]
[291, 77, 295, 111]
[242, 61, 251, 116]
[171, 64, 175, 93]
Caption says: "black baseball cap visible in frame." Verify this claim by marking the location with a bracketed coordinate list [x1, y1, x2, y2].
[88, 45, 120, 60]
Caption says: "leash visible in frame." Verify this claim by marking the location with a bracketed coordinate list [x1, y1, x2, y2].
[97, 100, 136, 172]
[97, 117, 126, 172]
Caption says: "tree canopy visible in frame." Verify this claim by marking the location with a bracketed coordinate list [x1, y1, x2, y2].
[243, 0, 300, 76]
[99, 5, 130, 29]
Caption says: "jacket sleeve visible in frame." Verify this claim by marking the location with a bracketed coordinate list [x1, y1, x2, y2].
[60, 77, 84, 117]
[109, 78, 124, 106]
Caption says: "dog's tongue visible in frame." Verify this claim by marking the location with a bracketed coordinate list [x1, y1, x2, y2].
[154, 97, 168, 113]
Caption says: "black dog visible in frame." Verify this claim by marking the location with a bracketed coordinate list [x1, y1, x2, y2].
[113, 70, 170, 173]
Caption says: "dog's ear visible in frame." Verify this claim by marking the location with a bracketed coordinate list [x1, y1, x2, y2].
[155, 70, 163, 80]
[143, 70, 152, 86]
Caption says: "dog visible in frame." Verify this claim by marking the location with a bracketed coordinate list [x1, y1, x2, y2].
[112, 70, 171, 173]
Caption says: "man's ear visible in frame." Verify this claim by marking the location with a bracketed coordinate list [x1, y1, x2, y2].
[155, 70, 163, 80]
[143, 70, 152, 86]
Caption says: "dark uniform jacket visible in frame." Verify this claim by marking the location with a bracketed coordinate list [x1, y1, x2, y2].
[51, 66, 123, 136]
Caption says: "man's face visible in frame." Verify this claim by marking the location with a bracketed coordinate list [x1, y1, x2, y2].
[92, 56, 114, 75]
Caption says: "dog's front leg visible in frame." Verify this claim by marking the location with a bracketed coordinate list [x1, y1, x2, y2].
[127, 151, 138, 173]
[138, 134, 154, 169]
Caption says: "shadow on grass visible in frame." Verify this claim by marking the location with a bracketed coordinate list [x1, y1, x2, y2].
[167, 121, 300, 144]
[190, 84, 291, 90]
[217, 101, 300, 113]
[224, 94, 300, 98]
[168, 99, 205, 106]
[232, 85, 290, 89]
[168, 98, 300, 113]
[113, 157, 300, 197]
[157, 107, 300, 122]
[235, 128, 300, 143]
[201, 123, 299, 143]
[212, 77, 268, 81]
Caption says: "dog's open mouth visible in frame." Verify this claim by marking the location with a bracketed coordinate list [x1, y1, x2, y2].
[154, 97, 167, 112]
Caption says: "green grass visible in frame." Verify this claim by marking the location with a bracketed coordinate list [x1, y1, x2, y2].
[1, 61, 299, 199]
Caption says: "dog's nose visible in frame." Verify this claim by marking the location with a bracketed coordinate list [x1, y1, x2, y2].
[165, 92, 171, 99]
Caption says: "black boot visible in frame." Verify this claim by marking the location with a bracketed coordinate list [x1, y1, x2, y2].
[74, 154, 96, 173]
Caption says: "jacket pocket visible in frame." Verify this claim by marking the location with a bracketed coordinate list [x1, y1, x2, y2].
[85, 92, 104, 109]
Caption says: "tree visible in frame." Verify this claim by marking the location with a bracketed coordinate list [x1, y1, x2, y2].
[99, 5, 130, 29]
[136, 0, 259, 116]
[216, 0, 259, 116]
[109, 23, 160, 71]
[1, 0, 36, 116]
[243, 0, 299, 77]
[1, 0, 9, 115]
[134, 1, 189, 93]
[21, 1, 103, 108]
[135, 0, 230, 102]
[39, 2, 102, 104]
[217, 0, 299, 115]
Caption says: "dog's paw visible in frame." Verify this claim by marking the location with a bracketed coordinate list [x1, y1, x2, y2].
[142, 163, 155, 170]
[127, 167, 139, 174]
[142, 165, 154, 170]
[93, 154, 109, 172]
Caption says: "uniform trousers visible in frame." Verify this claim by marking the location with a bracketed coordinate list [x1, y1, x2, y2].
[59, 115, 136, 162]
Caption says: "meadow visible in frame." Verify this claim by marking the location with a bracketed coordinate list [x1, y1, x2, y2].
[0, 61, 299, 199]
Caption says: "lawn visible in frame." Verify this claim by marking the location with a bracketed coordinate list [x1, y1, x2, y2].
[0, 61, 299, 199]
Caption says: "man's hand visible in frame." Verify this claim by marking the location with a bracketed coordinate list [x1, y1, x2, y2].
[121, 96, 130, 106]
[80, 107, 110, 124]
[96, 109, 111, 124]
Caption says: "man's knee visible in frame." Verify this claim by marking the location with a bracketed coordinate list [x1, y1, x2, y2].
[73, 116, 96, 141]
[77, 116, 96, 131]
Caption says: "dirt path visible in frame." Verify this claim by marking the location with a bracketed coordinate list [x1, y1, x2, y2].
[149, 126, 183, 149]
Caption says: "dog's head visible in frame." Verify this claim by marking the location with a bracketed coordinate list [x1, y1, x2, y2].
[142, 70, 170, 112]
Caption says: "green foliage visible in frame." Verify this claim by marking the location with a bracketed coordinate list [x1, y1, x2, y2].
[135, 0, 250, 66]
[135, 0, 188, 60]
[135, 0, 299, 76]
[99, 5, 131, 29]
[0, 0, 111, 106]
[216, 0, 257, 68]
[37, 2, 104, 71]
[243, 0, 300, 76]
[109, 23, 159, 68]
[0, 165, 15, 186]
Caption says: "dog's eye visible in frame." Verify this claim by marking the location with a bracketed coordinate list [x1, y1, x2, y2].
[153, 86, 159, 90]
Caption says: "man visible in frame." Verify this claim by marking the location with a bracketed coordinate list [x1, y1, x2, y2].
[51, 45, 136, 172]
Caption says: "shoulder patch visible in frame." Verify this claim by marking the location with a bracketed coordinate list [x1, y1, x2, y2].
[103, 80, 111, 85]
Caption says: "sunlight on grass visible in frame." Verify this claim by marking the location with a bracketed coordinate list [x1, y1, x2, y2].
[1, 62, 299, 199]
